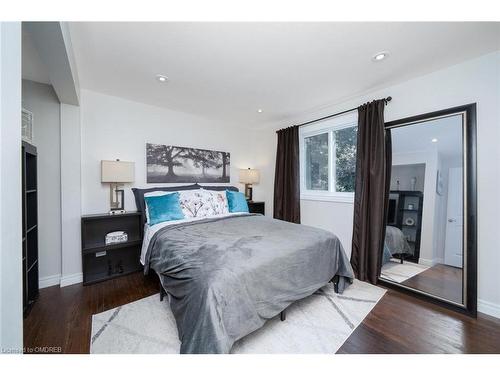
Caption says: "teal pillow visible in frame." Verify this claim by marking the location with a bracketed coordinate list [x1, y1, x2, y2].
[144, 192, 184, 226]
[226, 190, 249, 213]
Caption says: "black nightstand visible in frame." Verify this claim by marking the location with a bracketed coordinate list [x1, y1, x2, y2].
[247, 201, 265, 215]
[81, 212, 143, 285]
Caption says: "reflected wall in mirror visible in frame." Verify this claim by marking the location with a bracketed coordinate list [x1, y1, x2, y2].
[379, 104, 477, 315]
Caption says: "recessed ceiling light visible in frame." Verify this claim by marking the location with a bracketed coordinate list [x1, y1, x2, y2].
[431, 138, 438, 143]
[257, 109, 263, 113]
[156, 74, 168, 83]
[372, 52, 389, 62]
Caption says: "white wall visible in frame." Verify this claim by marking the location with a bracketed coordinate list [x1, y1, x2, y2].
[60, 103, 82, 287]
[80, 89, 275, 217]
[390, 164, 425, 192]
[0, 21, 23, 353]
[287, 51, 500, 317]
[21, 80, 62, 287]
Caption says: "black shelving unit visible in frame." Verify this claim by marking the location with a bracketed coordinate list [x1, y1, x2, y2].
[22, 141, 38, 317]
[81, 212, 143, 285]
[390, 190, 424, 263]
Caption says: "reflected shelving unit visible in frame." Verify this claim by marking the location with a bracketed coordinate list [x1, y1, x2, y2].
[391, 190, 424, 263]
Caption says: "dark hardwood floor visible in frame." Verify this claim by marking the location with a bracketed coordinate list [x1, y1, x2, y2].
[24, 272, 500, 354]
[24, 272, 159, 353]
[401, 263, 463, 304]
[337, 288, 500, 353]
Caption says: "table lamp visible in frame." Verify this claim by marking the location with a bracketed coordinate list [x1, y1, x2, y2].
[101, 159, 135, 214]
[239, 168, 260, 201]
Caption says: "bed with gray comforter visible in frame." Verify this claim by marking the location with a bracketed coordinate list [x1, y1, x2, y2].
[144, 213, 354, 354]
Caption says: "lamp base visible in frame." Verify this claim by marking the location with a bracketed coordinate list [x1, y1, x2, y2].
[109, 183, 125, 212]
[244, 184, 253, 201]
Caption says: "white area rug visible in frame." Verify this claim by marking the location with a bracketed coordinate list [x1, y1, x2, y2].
[90, 279, 385, 354]
[380, 259, 429, 283]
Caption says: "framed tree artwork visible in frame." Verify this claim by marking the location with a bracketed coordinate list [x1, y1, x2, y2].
[146, 143, 230, 183]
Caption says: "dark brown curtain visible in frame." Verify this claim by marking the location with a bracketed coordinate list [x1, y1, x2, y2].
[273, 126, 300, 223]
[350, 100, 391, 284]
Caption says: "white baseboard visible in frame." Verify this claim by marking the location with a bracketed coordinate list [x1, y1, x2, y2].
[39, 274, 61, 289]
[59, 272, 83, 288]
[478, 299, 500, 319]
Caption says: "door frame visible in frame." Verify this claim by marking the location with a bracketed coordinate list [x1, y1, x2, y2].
[444, 167, 463, 268]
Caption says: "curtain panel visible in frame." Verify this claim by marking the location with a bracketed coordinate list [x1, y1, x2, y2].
[273, 125, 301, 223]
[350, 100, 391, 284]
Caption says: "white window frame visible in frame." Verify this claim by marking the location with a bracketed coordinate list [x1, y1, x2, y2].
[299, 112, 358, 203]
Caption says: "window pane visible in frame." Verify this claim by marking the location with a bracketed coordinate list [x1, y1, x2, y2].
[335, 126, 357, 192]
[305, 133, 329, 190]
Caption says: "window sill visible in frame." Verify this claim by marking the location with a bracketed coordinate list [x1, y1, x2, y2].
[300, 194, 355, 204]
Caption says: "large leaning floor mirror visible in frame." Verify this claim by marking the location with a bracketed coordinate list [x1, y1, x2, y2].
[379, 104, 477, 315]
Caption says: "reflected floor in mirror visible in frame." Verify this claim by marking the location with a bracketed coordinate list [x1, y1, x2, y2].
[401, 263, 463, 305]
[381, 259, 463, 305]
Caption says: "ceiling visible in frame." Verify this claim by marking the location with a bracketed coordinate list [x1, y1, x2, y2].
[68, 22, 500, 128]
[391, 114, 463, 160]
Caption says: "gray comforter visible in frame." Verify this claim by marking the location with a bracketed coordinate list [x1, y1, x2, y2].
[385, 225, 413, 256]
[144, 214, 354, 354]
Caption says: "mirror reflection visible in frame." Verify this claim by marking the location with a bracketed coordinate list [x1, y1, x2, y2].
[380, 114, 464, 305]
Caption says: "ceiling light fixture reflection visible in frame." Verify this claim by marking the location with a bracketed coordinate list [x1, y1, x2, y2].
[156, 74, 168, 83]
[372, 51, 389, 62]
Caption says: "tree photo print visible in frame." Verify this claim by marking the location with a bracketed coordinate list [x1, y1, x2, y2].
[146, 143, 230, 183]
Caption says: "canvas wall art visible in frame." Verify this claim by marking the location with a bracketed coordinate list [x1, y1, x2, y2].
[146, 143, 230, 183]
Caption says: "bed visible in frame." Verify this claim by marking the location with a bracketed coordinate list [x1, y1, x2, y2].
[383, 225, 413, 264]
[133, 184, 354, 354]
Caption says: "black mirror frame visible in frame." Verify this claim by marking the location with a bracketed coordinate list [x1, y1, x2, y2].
[379, 103, 477, 317]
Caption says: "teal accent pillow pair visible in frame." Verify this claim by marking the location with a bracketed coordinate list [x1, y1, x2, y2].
[226, 190, 249, 213]
[144, 192, 184, 226]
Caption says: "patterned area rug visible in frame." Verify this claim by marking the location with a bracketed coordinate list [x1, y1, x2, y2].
[380, 259, 430, 283]
[90, 279, 385, 354]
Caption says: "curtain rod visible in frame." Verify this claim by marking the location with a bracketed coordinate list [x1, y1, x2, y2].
[295, 96, 392, 128]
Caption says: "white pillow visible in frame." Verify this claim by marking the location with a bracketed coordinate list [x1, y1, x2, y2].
[143, 190, 172, 223]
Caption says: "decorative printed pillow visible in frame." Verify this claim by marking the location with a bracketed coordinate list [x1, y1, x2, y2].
[178, 189, 212, 218]
[202, 189, 229, 216]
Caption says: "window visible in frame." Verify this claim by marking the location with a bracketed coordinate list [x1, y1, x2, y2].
[299, 112, 358, 202]
[304, 133, 329, 190]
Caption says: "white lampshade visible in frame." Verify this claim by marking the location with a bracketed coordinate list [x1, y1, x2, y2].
[101, 160, 135, 183]
[239, 168, 260, 184]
